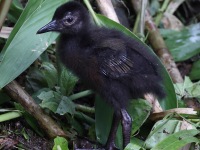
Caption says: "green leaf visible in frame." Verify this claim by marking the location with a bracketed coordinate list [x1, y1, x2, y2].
[160, 23, 200, 62]
[25, 68, 49, 94]
[174, 76, 193, 99]
[151, 129, 200, 150]
[40, 62, 58, 88]
[145, 119, 182, 148]
[189, 60, 200, 80]
[55, 96, 76, 115]
[125, 138, 145, 150]
[0, 111, 22, 122]
[186, 81, 200, 99]
[0, 0, 68, 89]
[58, 67, 78, 96]
[128, 99, 151, 134]
[95, 95, 113, 145]
[53, 136, 69, 150]
[125, 143, 145, 150]
[38, 91, 75, 115]
[174, 76, 200, 99]
[144, 118, 197, 149]
[95, 98, 151, 149]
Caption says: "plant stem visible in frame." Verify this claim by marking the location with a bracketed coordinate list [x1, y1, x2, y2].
[69, 90, 93, 101]
[83, 0, 101, 26]
[155, 0, 170, 26]
[0, 111, 22, 122]
[76, 104, 95, 114]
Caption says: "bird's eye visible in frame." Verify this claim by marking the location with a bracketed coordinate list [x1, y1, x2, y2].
[66, 17, 73, 23]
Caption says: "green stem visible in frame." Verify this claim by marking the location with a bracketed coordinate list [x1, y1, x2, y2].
[133, 0, 147, 41]
[76, 104, 95, 114]
[83, 0, 101, 26]
[75, 112, 95, 125]
[69, 90, 93, 101]
[0, 111, 22, 122]
[155, 0, 170, 26]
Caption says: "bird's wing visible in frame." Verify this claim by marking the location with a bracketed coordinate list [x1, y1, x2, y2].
[95, 38, 134, 78]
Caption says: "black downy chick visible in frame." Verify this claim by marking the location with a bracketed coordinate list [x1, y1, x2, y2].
[37, 1, 165, 149]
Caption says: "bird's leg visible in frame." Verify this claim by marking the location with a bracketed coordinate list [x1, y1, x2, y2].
[120, 109, 132, 148]
[105, 111, 121, 150]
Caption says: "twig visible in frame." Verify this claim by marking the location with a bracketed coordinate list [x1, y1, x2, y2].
[4, 81, 70, 139]
[149, 108, 197, 121]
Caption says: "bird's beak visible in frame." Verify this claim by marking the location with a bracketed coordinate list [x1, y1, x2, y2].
[37, 20, 58, 34]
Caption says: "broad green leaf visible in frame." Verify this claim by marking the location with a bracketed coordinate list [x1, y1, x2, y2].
[161, 23, 200, 62]
[125, 143, 145, 150]
[40, 62, 58, 88]
[38, 90, 75, 115]
[95, 98, 151, 149]
[174, 76, 193, 99]
[186, 81, 200, 99]
[0, 0, 68, 89]
[53, 136, 69, 150]
[95, 96, 113, 145]
[144, 119, 196, 149]
[58, 67, 78, 96]
[151, 129, 200, 150]
[125, 137, 145, 150]
[174, 76, 200, 99]
[189, 60, 200, 80]
[55, 96, 75, 115]
[144, 120, 182, 148]
[26, 68, 49, 94]
[38, 90, 60, 111]
[128, 100, 151, 134]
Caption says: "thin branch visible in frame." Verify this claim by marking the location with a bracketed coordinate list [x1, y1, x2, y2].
[4, 81, 71, 139]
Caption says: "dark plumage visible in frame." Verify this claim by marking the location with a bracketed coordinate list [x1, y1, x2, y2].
[37, 1, 165, 149]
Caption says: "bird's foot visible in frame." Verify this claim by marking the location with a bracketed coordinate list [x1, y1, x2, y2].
[104, 143, 119, 150]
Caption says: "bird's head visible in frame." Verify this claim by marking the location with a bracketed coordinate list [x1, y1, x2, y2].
[37, 1, 91, 35]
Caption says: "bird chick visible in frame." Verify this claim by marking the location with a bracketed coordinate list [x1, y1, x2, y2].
[37, 1, 165, 149]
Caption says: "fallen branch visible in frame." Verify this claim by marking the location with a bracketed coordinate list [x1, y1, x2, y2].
[4, 80, 70, 139]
